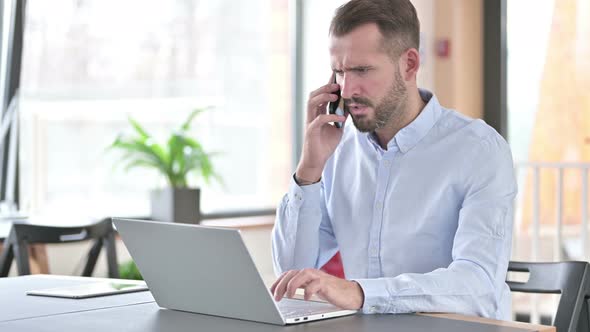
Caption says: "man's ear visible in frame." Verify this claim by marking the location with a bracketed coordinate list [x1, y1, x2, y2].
[400, 48, 420, 82]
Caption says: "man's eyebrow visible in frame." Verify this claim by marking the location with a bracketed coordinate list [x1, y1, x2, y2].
[333, 65, 374, 72]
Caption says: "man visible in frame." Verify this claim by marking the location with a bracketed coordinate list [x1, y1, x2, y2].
[270, 0, 517, 320]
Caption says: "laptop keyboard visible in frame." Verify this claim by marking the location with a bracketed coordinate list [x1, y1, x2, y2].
[277, 298, 340, 318]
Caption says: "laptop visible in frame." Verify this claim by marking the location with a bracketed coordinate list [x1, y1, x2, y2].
[112, 218, 357, 325]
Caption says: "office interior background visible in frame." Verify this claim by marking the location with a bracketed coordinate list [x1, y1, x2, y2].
[0, 0, 589, 326]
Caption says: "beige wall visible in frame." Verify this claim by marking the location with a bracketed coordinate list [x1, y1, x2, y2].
[433, 0, 483, 119]
[412, 0, 436, 90]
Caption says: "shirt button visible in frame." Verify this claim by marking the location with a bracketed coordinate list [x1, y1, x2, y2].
[383, 160, 391, 166]
[369, 306, 378, 313]
[371, 248, 378, 256]
[375, 201, 382, 209]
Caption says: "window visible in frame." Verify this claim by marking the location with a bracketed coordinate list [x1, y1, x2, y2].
[19, 0, 292, 218]
[508, 0, 590, 245]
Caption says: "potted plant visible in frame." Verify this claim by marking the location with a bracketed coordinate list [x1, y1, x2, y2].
[109, 109, 219, 224]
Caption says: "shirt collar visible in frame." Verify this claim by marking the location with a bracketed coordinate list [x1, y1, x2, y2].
[366, 89, 442, 154]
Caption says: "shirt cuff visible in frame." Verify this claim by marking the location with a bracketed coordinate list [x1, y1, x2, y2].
[288, 173, 322, 211]
[352, 278, 392, 314]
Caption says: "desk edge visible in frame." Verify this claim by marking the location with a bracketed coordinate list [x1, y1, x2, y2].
[420, 313, 556, 332]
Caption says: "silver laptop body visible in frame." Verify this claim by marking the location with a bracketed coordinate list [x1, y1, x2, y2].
[113, 218, 357, 325]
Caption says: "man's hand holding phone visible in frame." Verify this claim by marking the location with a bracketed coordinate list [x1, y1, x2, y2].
[295, 74, 347, 185]
[328, 74, 345, 128]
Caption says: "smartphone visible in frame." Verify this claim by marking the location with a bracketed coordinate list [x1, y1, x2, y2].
[328, 74, 345, 128]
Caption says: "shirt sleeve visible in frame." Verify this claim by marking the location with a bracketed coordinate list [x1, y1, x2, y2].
[353, 134, 517, 319]
[271, 175, 339, 276]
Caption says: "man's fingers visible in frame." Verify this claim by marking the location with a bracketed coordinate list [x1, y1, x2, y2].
[306, 92, 339, 124]
[307, 93, 338, 121]
[309, 114, 346, 129]
[309, 82, 339, 100]
[269, 271, 289, 294]
[273, 270, 299, 301]
[303, 279, 322, 301]
[306, 83, 340, 122]
[308, 92, 339, 109]
[286, 269, 318, 298]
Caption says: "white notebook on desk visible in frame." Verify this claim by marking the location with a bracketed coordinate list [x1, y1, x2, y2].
[27, 281, 148, 299]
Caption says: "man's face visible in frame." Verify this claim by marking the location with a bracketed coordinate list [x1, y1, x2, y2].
[329, 23, 408, 132]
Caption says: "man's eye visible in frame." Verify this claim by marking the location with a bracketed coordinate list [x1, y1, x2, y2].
[334, 71, 344, 77]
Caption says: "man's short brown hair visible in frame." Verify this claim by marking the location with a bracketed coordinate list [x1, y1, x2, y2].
[329, 0, 420, 58]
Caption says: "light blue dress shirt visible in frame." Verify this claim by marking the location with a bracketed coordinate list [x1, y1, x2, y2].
[272, 89, 517, 320]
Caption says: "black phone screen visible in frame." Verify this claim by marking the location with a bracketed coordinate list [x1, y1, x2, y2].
[328, 75, 344, 128]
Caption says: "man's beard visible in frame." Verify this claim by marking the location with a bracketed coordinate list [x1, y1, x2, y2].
[344, 69, 407, 133]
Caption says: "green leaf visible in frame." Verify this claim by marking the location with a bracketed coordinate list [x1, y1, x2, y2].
[107, 109, 222, 188]
[167, 133, 185, 178]
[182, 137, 204, 150]
[128, 117, 151, 140]
[119, 260, 143, 280]
[180, 106, 211, 131]
[119, 140, 169, 174]
[180, 109, 201, 131]
[123, 159, 162, 172]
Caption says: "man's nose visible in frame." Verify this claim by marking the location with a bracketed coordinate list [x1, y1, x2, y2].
[339, 74, 356, 99]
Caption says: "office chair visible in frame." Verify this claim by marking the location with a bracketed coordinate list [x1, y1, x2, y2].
[0, 218, 119, 278]
[507, 261, 590, 332]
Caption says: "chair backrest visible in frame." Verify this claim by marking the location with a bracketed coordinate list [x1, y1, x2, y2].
[507, 261, 590, 332]
[8, 219, 114, 244]
[0, 218, 118, 278]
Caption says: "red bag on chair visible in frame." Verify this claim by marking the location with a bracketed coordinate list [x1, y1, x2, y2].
[320, 252, 345, 278]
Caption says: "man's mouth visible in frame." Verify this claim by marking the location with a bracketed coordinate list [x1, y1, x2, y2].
[347, 103, 370, 116]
